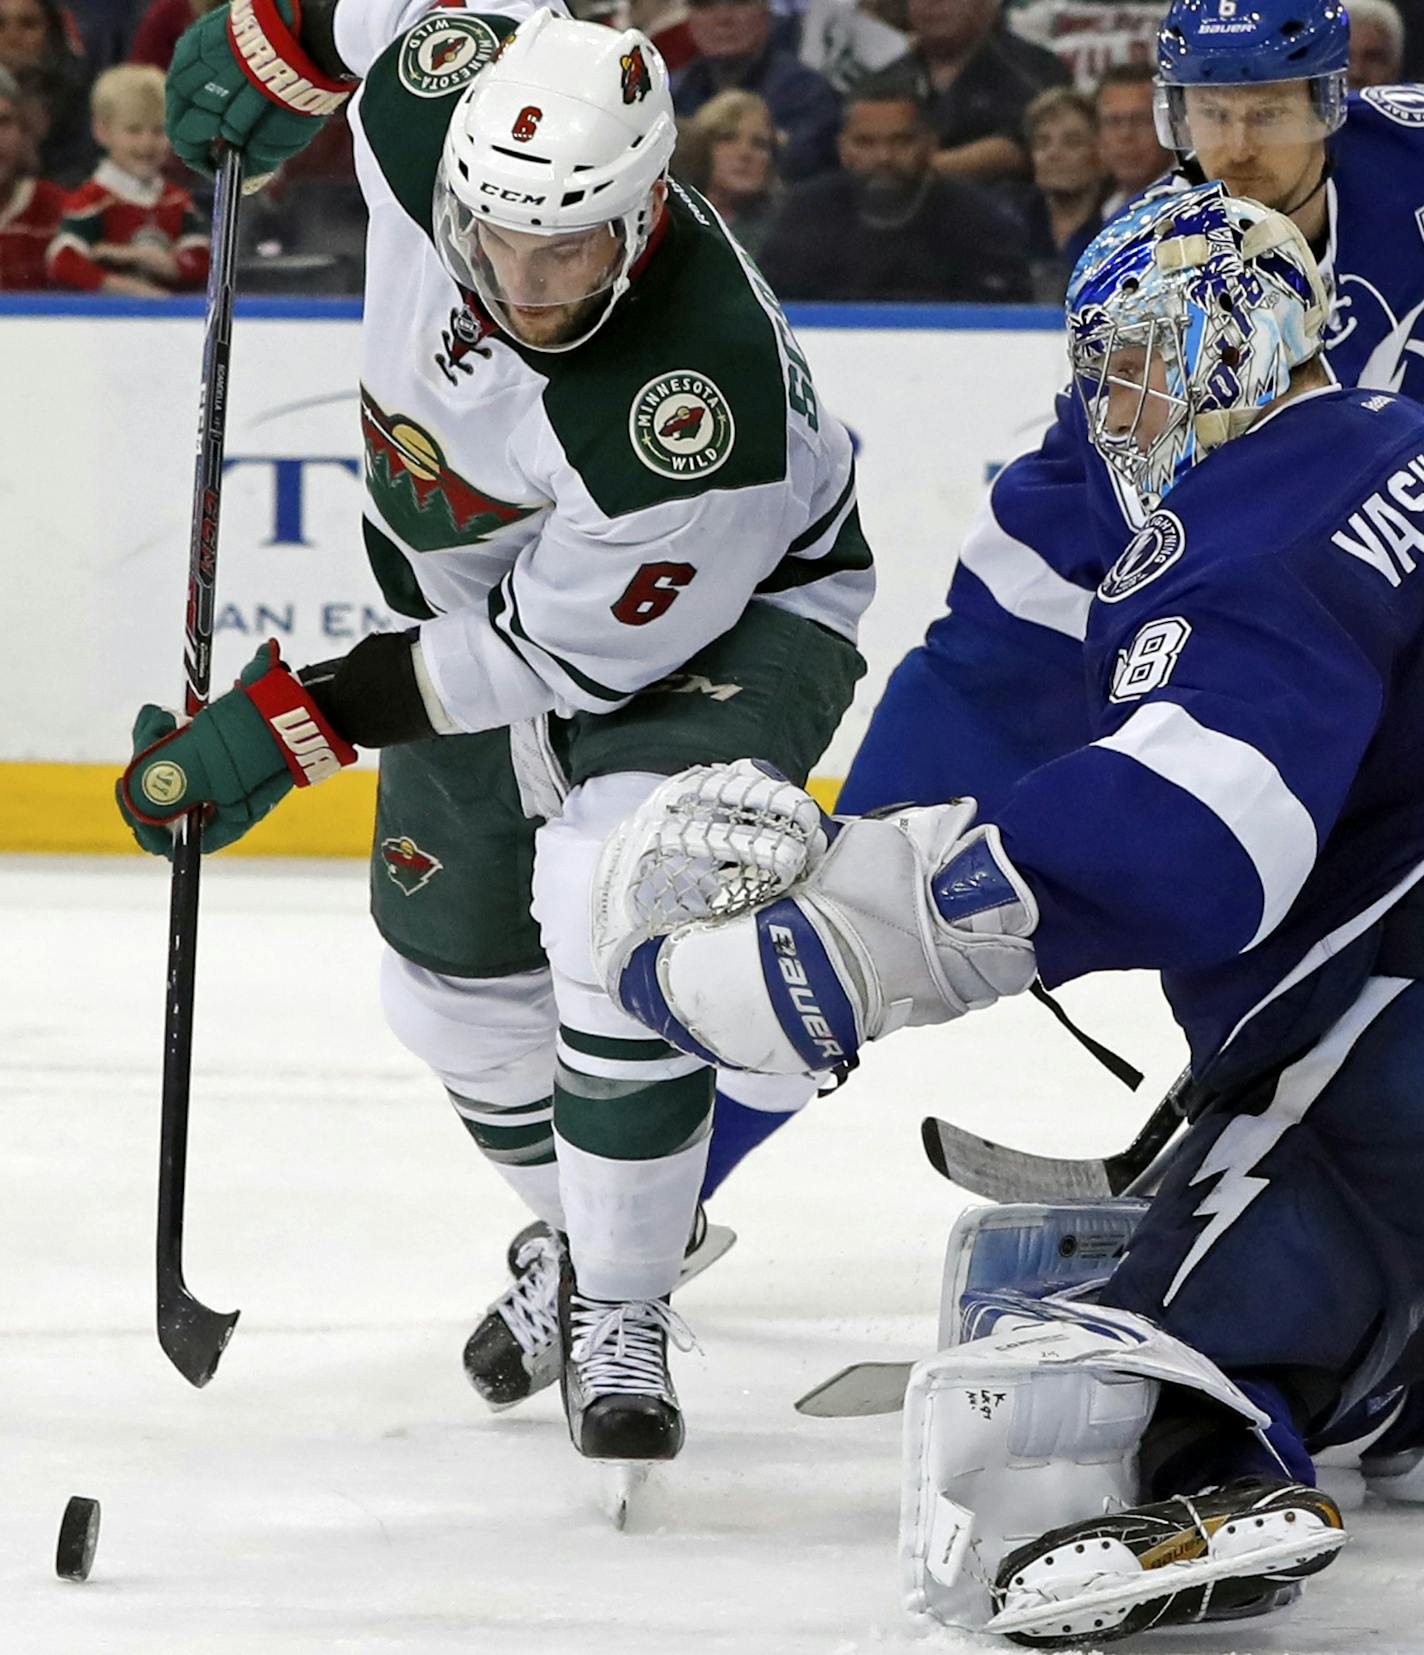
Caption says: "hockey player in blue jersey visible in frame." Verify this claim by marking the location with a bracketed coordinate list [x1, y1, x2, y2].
[588, 182, 1424, 1638]
[693, 0, 1424, 1205]
[840, 0, 1424, 826]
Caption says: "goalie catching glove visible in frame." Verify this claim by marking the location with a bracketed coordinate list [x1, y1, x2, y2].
[117, 640, 356, 857]
[591, 759, 1040, 1075]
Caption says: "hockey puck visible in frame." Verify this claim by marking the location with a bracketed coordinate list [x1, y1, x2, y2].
[55, 1496, 100, 1581]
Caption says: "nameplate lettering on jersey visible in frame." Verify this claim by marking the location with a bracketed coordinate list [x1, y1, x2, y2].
[1331, 452, 1424, 587]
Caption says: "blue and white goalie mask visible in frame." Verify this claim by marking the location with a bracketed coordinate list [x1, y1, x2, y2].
[1066, 183, 1327, 507]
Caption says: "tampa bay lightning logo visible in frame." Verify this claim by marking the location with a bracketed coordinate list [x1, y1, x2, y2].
[1360, 85, 1424, 126]
[1099, 510, 1186, 602]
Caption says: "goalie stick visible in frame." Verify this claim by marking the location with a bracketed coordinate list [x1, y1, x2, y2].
[919, 1063, 1194, 1203]
[794, 1069, 1195, 1418]
[155, 148, 244, 1388]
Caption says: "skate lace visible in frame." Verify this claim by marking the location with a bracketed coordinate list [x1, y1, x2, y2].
[496, 1238, 561, 1355]
[569, 1295, 698, 1398]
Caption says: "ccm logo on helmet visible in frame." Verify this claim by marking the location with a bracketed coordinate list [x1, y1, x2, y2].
[767, 924, 845, 1063]
[512, 105, 542, 142]
[479, 183, 548, 205]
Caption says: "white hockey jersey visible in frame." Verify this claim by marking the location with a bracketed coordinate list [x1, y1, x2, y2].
[332, 0, 872, 735]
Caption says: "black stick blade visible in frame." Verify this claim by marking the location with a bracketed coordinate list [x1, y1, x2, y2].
[920, 1116, 1116, 1201]
[157, 1289, 240, 1387]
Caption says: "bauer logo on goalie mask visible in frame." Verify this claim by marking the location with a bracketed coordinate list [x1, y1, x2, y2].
[630, 373, 735, 479]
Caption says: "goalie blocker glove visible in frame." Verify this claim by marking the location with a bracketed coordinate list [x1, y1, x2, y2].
[592, 762, 1040, 1075]
[166, 0, 354, 181]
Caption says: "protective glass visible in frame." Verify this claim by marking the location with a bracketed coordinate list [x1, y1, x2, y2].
[1154, 73, 1347, 151]
[1071, 315, 1193, 505]
[432, 168, 625, 311]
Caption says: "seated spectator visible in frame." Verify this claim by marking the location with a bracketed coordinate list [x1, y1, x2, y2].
[0, 61, 62, 287]
[758, 77, 1030, 300]
[1022, 85, 1107, 301]
[882, 0, 1070, 182]
[629, 0, 701, 73]
[1095, 60, 1169, 216]
[672, 0, 842, 180]
[0, 0, 94, 183]
[129, 0, 222, 71]
[1348, 0, 1406, 87]
[47, 63, 207, 294]
[675, 89, 780, 255]
[66, 0, 149, 72]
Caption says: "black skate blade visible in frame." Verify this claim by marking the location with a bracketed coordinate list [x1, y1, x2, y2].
[986, 1528, 1346, 1640]
[598, 1461, 651, 1530]
[678, 1223, 735, 1288]
[795, 1360, 914, 1417]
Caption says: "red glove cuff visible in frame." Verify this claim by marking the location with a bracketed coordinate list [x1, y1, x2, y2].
[227, 0, 354, 118]
[242, 642, 358, 787]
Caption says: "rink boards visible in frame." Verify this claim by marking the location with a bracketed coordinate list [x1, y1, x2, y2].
[0, 296, 1066, 854]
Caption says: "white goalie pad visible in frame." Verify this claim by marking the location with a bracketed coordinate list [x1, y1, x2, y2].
[898, 1298, 1275, 1631]
[938, 1200, 1149, 1350]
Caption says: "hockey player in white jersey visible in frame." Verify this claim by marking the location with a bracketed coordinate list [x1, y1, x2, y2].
[117, 0, 870, 1470]
[588, 182, 1424, 1635]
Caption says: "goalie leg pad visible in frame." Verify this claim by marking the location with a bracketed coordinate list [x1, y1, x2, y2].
[899, 1298, 1280, 1631]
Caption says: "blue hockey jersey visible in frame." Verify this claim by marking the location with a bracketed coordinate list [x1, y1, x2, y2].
[839, 89, 1424, 825]
[992, 387, 1424, 1083]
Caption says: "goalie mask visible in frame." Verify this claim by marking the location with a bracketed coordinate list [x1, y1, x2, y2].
[432, 8, 676, 353]
[1066, 183, 1327, 507]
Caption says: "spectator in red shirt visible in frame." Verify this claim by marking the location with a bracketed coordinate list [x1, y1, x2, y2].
[128, 0, 220, 73]
[47, 63, 207, 294]
[0, 61, 62, 287]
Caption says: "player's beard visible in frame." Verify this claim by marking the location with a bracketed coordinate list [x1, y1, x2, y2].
[496, 289, 613, 348]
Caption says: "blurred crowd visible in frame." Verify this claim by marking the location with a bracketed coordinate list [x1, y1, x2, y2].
[1, 0, 1420, 300]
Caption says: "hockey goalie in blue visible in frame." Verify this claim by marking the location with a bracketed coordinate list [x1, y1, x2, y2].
[838, 0, 1424, 823]
[589, 184, 1424, 1640]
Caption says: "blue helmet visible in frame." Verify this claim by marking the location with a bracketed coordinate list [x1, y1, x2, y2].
[1067, 182, 1328, 507]
[1155, 0, 1349, 150]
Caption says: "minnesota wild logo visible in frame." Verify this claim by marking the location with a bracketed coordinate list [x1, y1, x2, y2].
[399, 15, 501, 98]
[629, 371, 735, 479]
[620, 44, 652, 104]
[361, 388, 538, 550]
[381, 836, 443, 895]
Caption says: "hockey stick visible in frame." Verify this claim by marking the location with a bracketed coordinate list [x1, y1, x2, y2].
[919, 1063, 1194, 1204]
[155, 148, 244, 1388]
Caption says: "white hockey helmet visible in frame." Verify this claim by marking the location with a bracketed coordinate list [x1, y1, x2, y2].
[432, 7, 677, 351]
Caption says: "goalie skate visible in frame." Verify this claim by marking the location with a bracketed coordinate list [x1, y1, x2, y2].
[986, 1479, 1345, 1647]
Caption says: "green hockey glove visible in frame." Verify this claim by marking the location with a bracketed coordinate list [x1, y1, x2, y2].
[166, 0, 353, 181]
[117, 641, 358, 858]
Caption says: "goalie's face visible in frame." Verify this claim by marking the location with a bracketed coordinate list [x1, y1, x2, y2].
[1073, 317, 1192, 502]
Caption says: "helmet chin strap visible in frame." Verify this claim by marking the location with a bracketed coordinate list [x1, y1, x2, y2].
[1277, 157, 1331, 229]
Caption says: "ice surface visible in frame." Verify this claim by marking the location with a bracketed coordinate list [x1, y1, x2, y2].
[3, 857, 1422, 1654]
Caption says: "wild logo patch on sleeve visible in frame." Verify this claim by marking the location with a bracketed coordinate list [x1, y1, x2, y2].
[1098, 510, 1186, 602]
[398, 15, 501, 99]
[629, 372, 735, 479]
